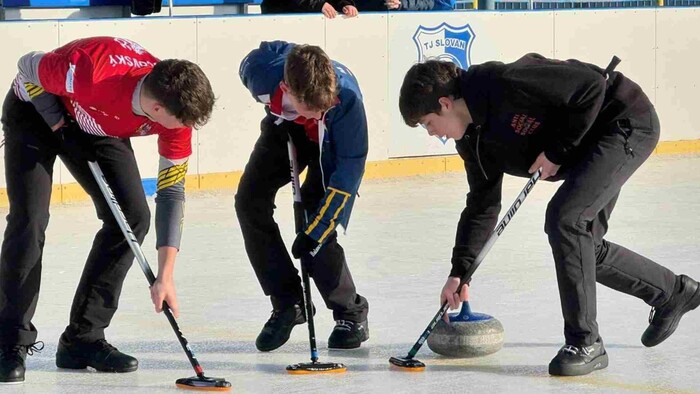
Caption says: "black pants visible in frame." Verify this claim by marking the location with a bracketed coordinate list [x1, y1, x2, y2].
[0, 90, 150, 346]
[235, 115, 368, 322]
[545, 106, 677, 347]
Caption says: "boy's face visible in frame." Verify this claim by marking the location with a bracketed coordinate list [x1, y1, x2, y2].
[281, 82, 325, 120]
[418, 97, 467, 141]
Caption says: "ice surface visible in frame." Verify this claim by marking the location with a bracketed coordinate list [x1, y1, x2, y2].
[3, 154, 700, 393]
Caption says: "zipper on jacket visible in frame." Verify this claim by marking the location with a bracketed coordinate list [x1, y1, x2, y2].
[474, 125, 489, 181]
[318, 107, 335, 191]
[616, 119, 634, 157]
[463, 124, 489, 181]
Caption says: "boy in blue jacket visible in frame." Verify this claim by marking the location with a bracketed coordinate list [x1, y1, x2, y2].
[237, 41, 370, 351]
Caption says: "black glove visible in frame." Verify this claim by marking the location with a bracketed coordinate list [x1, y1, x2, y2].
[57, 122, 97, 162]
[291, 232, 320, 259]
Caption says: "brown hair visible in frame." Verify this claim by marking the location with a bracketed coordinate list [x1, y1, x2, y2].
[399, 60, 461, 127]
[143, 59, 215, 129]
[284, 45, 337, 111]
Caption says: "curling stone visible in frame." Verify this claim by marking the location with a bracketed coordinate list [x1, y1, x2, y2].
[426, 301, 504, 358]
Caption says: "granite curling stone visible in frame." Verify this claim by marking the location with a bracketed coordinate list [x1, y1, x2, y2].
[427, 301, 504, 358]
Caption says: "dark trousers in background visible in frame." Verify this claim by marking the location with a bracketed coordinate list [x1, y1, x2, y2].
[545, 106, 678, 347]
[235, 115, 368, 322]
[131, 0, 161, 16]
[0, 90, 150, 346]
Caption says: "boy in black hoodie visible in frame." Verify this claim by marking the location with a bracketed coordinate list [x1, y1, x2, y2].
[399, 54, 700, 376]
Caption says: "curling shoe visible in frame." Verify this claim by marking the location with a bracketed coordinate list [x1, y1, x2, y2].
[642, 274, 700, 347]
[549, 338, 608, 376]
[0, 342, 43, 384]
[256, 303, 310, 352]
[328, 320, 369, 350]
[56, 337, 138, 372]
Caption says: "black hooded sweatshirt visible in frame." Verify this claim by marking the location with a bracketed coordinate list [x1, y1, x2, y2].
[450, 53, 653, 279]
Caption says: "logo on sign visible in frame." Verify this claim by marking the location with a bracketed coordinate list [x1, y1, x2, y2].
[413, 22, 475, 68]
[413, 23, 475, 144]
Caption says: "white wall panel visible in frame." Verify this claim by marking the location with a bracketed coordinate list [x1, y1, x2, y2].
[0, 8, 698, 190]
[554, 9, 656, 105]
[195, 15, 325, 175]
[655, 8, 700, 141]
[0, 22, 59, 189]
[324, 14, 389, 161]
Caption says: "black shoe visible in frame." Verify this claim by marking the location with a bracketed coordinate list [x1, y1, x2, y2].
[642, 274, 700, 347]
[255, 304, 307, 352]
[328, 320, 369, 350]
[548, 338, 608, 376]
[56, 338, 138, 372]
[0, 342, 43, 384]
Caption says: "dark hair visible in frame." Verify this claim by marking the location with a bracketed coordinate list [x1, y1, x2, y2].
[284, 45, 337, 111]
[399, 60, 462, 127]
[143, 59, 215, 129]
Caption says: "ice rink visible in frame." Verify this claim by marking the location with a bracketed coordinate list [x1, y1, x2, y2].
[2, 154, 700, 393]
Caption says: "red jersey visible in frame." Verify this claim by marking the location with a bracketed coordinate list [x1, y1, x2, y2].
[35, 36, 191, 160]
[268, 84, 341, 144]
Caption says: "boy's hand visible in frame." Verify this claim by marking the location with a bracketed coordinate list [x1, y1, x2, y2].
[151, 277, 179, 318]
[322, 2, 337, 18]
[342, 5, 358, 17]
[385, 0, 401, 9]
[440, 276, 469, 322]
[529, 151, 560, 180]
[291, 232, 319, 259]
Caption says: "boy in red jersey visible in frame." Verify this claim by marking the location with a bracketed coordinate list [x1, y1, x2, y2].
[0, 36, 215, 383]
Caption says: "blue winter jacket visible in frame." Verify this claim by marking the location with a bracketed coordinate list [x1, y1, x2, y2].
[239, 41, 368, 243]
